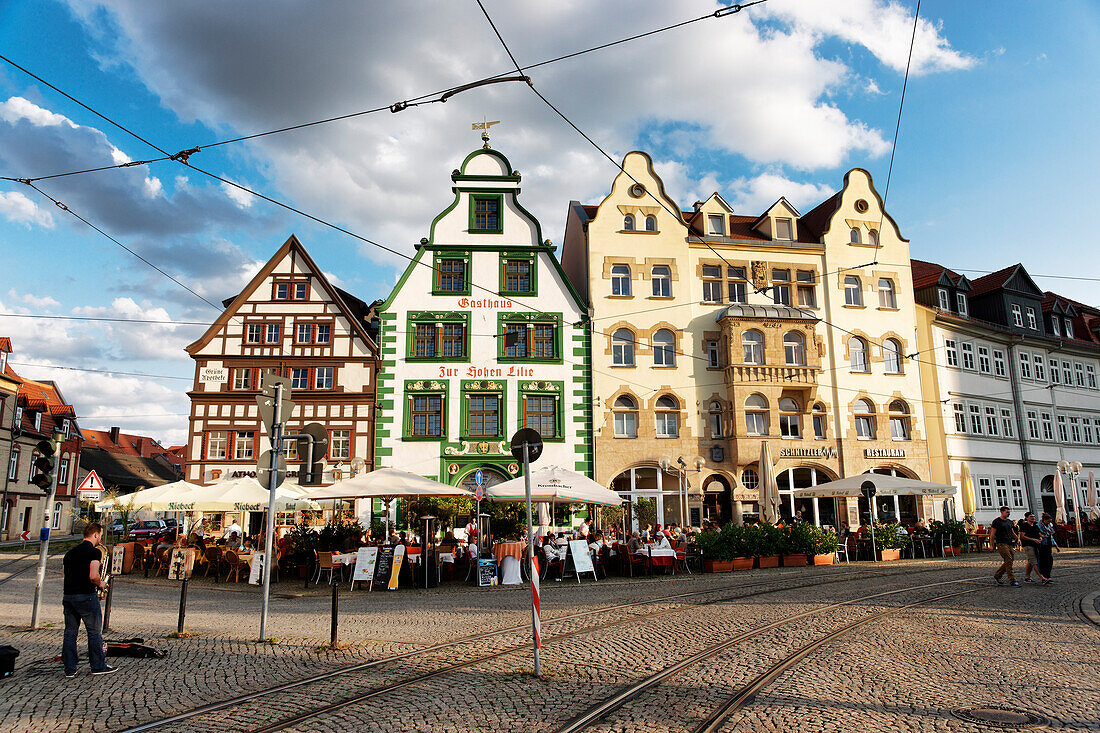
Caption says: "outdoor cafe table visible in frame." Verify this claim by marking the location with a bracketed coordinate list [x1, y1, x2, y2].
[493, 541, 526, 563]
[640, 546, 676, 567]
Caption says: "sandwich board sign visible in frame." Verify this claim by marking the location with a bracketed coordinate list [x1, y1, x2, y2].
[352, 547, 379, 589]
[77, 471, 105, 502]
[567, 540, 597, 582]
[110, 545, 125, 576]
[248, 551, 265, 585]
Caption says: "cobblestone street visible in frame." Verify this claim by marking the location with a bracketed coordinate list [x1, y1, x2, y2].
[2, 550, 1097, 733]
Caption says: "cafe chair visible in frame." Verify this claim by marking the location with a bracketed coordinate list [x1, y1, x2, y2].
[131, 544, 147, 573]
[222, 550, 244, 583]
[540, 546, 563, 581]
[835, 536, 852, 564]
[202, 546, 222, 580]
[313, 551, 337, 585]
[673, 542, 691, 575]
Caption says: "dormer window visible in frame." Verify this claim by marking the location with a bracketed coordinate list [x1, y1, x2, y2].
[707, 215, 724, 236]
[1011, 304, 1023, 327]
[33, 412, 41, 431]
[0, 351, 7, 371]
[775, 218, 793, 240]
[1052, 318, 1061, 337]
[470, 194, 502, 233]
[623, 214, 635, 231]
[956, 293, 968, 317]
[1026, 307, 1037, 330]
[937, 288, 950, 310]
[1065, 318, 1074, 338]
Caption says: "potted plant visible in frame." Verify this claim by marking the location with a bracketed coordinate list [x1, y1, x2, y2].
[755, 523, 781, 568]
[696, 526, 733, 572]
[780, 523, 813, 567]
[725, 525, 756, 571]
[810, 525, 838, 565]
[287, 522, 319, 577]
[872, 521, 911, 561]
[930, 519, 966, 556]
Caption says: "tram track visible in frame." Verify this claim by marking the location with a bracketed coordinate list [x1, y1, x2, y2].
[117, 561, 958, 733]
[0, 563, 34, 587]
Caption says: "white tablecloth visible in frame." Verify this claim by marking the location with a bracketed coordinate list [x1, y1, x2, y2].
[407, 552, 455, 565]
[500, 555, 522, 585]
[331, 552, 357, 565]
[636, 547, 676, 558]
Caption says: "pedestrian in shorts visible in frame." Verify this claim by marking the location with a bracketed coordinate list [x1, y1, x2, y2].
[989, 506, 1020, 586]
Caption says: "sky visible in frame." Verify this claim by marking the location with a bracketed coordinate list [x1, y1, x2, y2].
[0, 0, 1097, 447]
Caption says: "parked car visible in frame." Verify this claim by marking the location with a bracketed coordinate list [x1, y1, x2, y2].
[110, 520, 128, 536]
[129, 520, 167, 539]
[162, 518, 179, 531]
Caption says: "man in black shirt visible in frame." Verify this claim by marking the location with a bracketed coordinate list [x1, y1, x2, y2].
[988, 506, 1020, 587]
[61, 522, 115, 677]
[1017, 512, 1044, 583]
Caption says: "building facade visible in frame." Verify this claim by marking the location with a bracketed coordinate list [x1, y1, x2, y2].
[563, 153, 935, 530]
[0, 339, 82, 540]
[184, 235, 379, 528]
[914, 261, 1100, 525]
[374, 144, 591, 493]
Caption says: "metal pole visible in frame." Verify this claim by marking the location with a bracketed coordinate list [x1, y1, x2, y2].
[1070, 468, 1084, 548]
[102, 575, 114, 631]
[330, 578, 339, 647]
[30, 443, 60, 629]
[177, 577, 189, 635]
[258, 383, 283, 642]
[524, 442, 541, 678]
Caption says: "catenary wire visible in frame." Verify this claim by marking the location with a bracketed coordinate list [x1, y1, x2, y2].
[8, 360, 192, 381]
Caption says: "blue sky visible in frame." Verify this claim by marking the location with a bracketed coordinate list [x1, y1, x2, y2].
[0, 0, 1097, 445]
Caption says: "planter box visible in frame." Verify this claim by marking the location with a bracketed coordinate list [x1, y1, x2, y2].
[781, 554, 808, 567]
[755, 555, 779, 569]
[877, 548, 901, 561]
[942, 545, 962, 557]
[704, 559, 734, 573]
[732, 557, 754, 571]
[813, 553, 835, 566]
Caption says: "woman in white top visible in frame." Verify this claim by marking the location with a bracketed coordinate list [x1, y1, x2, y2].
[653, 533, 672, 550]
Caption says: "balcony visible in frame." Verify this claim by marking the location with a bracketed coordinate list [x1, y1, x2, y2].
[726, 364, 818, 385]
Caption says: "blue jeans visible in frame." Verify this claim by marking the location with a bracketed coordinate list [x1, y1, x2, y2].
[62, 594, 106, 673]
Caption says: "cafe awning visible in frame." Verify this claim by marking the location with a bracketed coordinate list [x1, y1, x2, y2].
[302, 467, 474, 501]
[793, 473, 956, 498]
[485, 465, 623, 507]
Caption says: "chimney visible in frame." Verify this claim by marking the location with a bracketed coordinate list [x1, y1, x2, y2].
[109, 426, 120, 444]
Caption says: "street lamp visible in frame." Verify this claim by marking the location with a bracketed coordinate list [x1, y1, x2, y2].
[1057, 459, 1084, 547]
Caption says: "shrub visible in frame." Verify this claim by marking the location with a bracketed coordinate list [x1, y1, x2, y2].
[930, 519, 966, 547]
[871, 521, 911, 550]
[756, 523, 783, 557]
[726, 524, 757, 558]
[781, 522, 816, 555]
[695, 526, 731, 560]
[809, 525, 839, 555]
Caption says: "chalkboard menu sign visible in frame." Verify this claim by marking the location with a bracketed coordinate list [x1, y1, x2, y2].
[374, 546, 395, 585]
[477, 558, 498, 587]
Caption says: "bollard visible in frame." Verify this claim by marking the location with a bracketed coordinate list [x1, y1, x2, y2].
[177, 577, 189, 635]
[304, 558, 312, 590]
[329, 579, 339, 647]
[102, 576, 114, 631]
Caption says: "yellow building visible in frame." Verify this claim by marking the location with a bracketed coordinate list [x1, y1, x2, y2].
[563, 152, 934, 529]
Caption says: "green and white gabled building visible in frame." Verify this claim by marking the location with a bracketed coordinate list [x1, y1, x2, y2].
[374, 144, 592, 492]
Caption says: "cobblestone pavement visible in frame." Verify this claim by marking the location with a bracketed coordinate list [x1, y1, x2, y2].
[0, 550, 1096, 733]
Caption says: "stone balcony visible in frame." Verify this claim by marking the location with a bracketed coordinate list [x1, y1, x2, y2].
[726, 364, 818, 385]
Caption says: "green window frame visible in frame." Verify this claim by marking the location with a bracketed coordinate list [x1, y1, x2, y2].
[432, 251, 471, 295]
[403, 380, 449, 441]
[407, 312, 471, 362]
[518, 381, 564, 442]
[498, 313, 563, 363]
[498, 252, 537, 296]
[469, 194, 503, 234]
[459, 381, 507, 441]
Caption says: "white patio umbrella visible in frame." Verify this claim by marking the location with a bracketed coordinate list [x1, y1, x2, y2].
[1054, 470, 1067, 524]
[484, 465, 622, 506]
[793, 473, 956, 498]
[93, 479, 203, 513]
[759, 441, 780, 524]
[175, 476, 320, 512]
[302, 467, 474, 536]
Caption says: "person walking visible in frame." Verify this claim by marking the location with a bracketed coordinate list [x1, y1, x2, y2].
[989, 506, 1020, 586]
[1037, 512, 1058, 584]
[61, 522, 116, 677]
[1017, 512, 1043, 583]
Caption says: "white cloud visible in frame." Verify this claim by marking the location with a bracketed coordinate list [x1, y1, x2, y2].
[0, 190, 55, 228]
[726, 171, 837, 214]
[73, 297, 200, 360]
[8, 290, 62, 309]
[220, 181, 253, 208]
[0, 96, 77, 127]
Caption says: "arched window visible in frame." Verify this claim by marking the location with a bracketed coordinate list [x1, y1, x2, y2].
[655, 395, 680, 438]
[611, 264, 631, 297]
[883, 338, 902, 374]
[644, 215, 657, 232]
[742, 330, 764, 364]
[779, 397, 801, 438]
[812, 403, 826, 440]
[709, 400, 724, 438]
[745, 393, 768, 435]
[613, 395, 638, 438]
[844, 275, 863, 306]
[850, 227, 862, 244]
[849, 337, 868, 372]
[868, 229, 879, 246]
[878, 278, 896, 308]
[651, 265, 672, 297]
[51, 501, 63, 530]
[652, 329, 676, 367]
[612, 329, 635, 366]
[783, 331, 805, 366]
[623, 214, 635, 231]
[889, 400, 910, 441]
[854, 398, 875, 440]
[741, 467, 760, 492]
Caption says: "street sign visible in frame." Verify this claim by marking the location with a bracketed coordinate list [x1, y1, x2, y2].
[860, 480, 877, 499]
[256, 451, 287, 489]
[256, 394, 296, 432]
[475, 486, 484, 501]
[475, 469, 484, 486]
[297, 422, 329, 485]
[509, 428, 544, 464]
[199, 366, 228, 384]
[77, 470, 104, 501]
[19, 530, 30, 541]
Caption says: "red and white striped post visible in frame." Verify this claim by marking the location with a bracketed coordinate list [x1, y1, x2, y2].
[523, 441, 542, 677]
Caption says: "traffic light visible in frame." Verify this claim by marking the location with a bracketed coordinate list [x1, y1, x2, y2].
[30, 438, 58, 490]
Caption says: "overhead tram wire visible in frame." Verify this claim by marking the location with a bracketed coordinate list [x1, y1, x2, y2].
[1, 5, 757, 184]
[8, 360, 192, 382]
[0, 313, 211, 326]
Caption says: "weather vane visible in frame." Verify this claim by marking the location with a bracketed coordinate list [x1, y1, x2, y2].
[472, 119, 500, 149]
